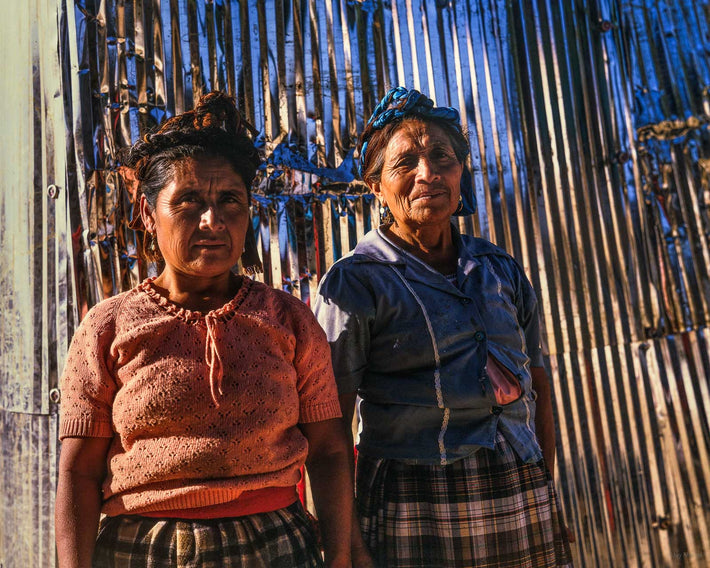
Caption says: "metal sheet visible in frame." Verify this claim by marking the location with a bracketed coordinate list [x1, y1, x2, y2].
[552, 331, 710, 566]
[0, 0, 40, 415]
[1, 0, 708, 566]
[0, 0, 81, 565]
[1, 0, 74, 416]
[58, 0, 710, 565]
[0, 412, 59, 568]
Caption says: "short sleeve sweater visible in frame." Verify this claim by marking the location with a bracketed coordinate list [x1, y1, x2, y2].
[59, 277, 342, 516]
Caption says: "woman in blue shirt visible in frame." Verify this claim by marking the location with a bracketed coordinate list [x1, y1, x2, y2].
[314, 87, 572, 567]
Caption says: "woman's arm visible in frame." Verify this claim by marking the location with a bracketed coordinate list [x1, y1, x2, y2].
[530, 366, 556, 471]
[300, 417, 357, 568]
[55, 436, 111, 568]
[338, 393, 375, 567]
[531, 366, 576, 542]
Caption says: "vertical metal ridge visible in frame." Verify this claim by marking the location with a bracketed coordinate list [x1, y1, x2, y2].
[306, 0, 326, 166]
[168, 0, 185, 113]
[273, 0, 290, 139]
[292, 0, 308, 151]
[323, 0, 343, 164]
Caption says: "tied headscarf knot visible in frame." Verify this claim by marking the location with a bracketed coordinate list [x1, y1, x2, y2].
[359, 87, 466, 177]
[358, 86, 476, 215]
[204, 314, 225, 407]
[365, 87, 462, 132]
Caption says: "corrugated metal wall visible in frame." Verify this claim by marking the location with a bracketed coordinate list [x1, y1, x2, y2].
[2, 0, 709, 566]
[0, 0, 74, 566]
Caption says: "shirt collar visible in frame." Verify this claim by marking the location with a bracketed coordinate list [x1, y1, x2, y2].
[348, 223, 487, 295]
[451, 226, 483, 283]
[349, 225, 406, 265]
[350, 223, 488, 268]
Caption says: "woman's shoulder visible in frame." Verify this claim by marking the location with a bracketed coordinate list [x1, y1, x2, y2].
[459, 235, 531, 285]
[459, 233, 513, 259]
[70, 290, 145, 346]
[317, 255, 383, 297]
[243, 279, 325, 338]
[79, 283, 162, 330]
[245, 278, 312, 314]
[81, 288, 136, 323]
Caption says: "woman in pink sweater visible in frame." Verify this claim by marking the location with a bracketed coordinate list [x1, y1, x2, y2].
[55, 92, 363, 567]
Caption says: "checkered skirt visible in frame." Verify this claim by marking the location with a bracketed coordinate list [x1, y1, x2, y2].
[356, 432, 573, 568]
[92, 502, 323, 567]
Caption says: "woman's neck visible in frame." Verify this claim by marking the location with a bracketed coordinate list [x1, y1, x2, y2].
[385, 222, 458, 274]
[153, 269, 242, 313]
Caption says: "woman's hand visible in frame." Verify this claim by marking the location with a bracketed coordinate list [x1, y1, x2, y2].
[530, 367, 556, 471]
[55, 437, 111, 568]
[337, 393, 375, 568]
[350, 532, 375, 567]
[300, 418, 358, 568]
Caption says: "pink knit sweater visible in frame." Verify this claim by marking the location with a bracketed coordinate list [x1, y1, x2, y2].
[59, 277, 342, 516]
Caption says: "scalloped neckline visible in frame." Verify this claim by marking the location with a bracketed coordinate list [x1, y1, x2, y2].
[138, 276, 252, 322]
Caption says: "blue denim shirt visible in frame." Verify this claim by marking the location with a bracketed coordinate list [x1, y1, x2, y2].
[313, 226, 544, 465]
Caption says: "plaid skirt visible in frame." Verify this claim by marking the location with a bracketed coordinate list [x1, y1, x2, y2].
[92, 502, 323, 568]
[356, 432, 573, 568]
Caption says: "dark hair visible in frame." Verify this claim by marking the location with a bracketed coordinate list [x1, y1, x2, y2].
[121, 91, 261, 207]
[357, 116, 469, 187]
[120, 91, 263, 272]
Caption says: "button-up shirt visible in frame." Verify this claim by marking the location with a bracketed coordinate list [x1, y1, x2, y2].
[313, 225, 544, 465]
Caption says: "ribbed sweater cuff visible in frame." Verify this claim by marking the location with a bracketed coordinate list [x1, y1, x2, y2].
[299, 399, 342, 423]
[59, 419, 114, 440]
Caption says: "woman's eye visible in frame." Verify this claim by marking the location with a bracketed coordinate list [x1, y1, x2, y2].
[394, 157, 416, 169]
[221, 194, 244, 204]
[179, 193, 201, 203]
[433, 150, 454, 161]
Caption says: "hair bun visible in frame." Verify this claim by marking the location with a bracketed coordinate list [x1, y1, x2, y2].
[193, 92, 234, 132]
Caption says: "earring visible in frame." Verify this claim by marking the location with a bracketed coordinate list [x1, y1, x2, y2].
[148, 232, 158, 254]
[455, 195, 464, 214]
[380, 203, 391, 224]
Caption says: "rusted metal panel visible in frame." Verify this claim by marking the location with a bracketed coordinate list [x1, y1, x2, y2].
[0, 0, 74, 415]
[0, 412, 59, 568]
[0, 0, 40, 415]
[552, 331, 710, 566]
[0, 0, 77, 565]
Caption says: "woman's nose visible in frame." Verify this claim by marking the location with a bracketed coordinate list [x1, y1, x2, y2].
[415, 157, 439, 183]
[199, 206, 226, 230]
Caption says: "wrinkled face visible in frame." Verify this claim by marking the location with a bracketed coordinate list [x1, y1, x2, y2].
[372, 120, 463, 230]
[141, 157, 250, 280]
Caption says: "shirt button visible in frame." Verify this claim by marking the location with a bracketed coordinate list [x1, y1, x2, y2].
[491, 406, 503, 416]
[460, 297, 472, 305]
[474, 330, 486, 342]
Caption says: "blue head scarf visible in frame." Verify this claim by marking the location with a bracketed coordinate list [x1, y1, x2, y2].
[359, 87, 476, 215]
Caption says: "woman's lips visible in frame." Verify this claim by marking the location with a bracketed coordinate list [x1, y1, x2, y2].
[412, 190, 447, 201]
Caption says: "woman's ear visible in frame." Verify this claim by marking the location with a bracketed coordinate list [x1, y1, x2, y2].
[370, 182, 385, 207]
[140, 194, 156, 233]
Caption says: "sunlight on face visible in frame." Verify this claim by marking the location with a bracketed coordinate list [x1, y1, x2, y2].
[145, 157, 250, 280]
[374, 120, 463, 231]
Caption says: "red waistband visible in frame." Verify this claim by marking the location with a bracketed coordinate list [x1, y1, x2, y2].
[138, 486, 298, 519]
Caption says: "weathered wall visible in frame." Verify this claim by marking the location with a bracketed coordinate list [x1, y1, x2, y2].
[2, 1, 709, 566]
[0, 0, 74, 566]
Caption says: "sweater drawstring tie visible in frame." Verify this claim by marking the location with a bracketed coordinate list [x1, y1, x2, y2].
[204, 314, 224, 406]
